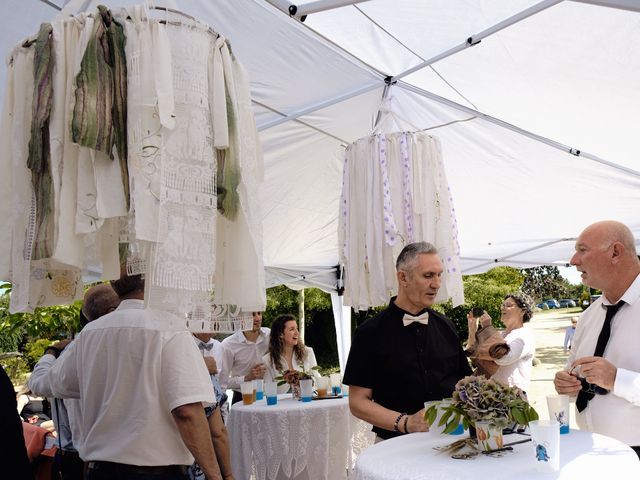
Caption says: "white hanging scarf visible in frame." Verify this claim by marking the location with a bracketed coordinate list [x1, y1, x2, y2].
[340, 130, 464, 310]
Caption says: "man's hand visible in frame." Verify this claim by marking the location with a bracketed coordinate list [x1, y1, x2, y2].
[204, 356, 218, 375]
[405, 409, 429, 434]
[245, 363, 266, 381]
[572, 356, 617, 392]
[553, 369, 581, 396]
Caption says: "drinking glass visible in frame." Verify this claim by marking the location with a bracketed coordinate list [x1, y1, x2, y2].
[264, 381, 278, 406]
[241, 381, 254, 405]
[300, 379, 313, 402]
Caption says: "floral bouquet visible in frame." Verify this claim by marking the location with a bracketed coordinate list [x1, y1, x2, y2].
[425, 375, 539, 434]
[274, 365, 320, 400]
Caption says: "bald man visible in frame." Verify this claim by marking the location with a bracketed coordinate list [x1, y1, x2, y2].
[554, 221, 640, 454]
[29, 284, 119, 480]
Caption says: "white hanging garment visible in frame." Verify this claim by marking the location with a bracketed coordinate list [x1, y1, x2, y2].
[340, 131, 464, 309]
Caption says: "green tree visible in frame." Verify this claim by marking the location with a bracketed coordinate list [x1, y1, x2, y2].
[436, 267, 524, 338]
[521, 266, 570, 302]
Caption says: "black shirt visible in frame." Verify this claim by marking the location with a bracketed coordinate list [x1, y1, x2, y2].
[343, 298, 472, 439]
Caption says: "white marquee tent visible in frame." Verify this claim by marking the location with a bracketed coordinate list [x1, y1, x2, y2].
[2, 0, 640, 368]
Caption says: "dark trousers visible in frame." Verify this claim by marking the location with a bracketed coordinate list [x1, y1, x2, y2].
[85, 462, 188, 480]
[631, 446, 640, 459]
[231, 390, 242, 404]
[56, 450, 84, 480]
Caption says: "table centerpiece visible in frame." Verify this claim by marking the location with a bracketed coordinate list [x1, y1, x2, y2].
[425, 375, 539, 453]
[275, 366, 320, 401]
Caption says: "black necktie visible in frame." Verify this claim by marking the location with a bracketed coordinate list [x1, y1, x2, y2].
[576, 301, 624, 412]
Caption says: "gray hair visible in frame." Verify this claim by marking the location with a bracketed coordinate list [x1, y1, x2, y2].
[396, 242, 438, 272]
[505, 292, 534, 322]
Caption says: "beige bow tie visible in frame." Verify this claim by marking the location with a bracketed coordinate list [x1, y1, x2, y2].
[402, 312, 429, 327]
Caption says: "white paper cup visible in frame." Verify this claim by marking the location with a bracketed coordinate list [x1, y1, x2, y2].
[529, 419, 560, 472]
[546, 394, 570, 434]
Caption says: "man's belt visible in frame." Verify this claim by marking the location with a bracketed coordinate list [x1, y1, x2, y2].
[59, 449, 80, 458]
[86, 461, 187, 475]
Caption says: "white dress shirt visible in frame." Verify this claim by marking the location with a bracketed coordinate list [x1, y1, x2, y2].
[262, 346, 320, 394]
[491, 326, 535, 392]
[220, 328, 270, 391]
[29, 353, 81, 452]
[567, 274, 640, 446]
[47, 299, 214, 466]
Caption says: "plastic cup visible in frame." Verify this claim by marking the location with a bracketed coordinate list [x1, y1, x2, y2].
[330, 373, 342, 395]
[316, 376, 329, 398]
[546, 394, 570, 434]
[440, 399, 464, 435]
[300, 379, 313, 402]
[529, 419, 560, 472]
[341, 384, 349, 397]
[264, 381, 278, 406]
[241, 381, 255, 405]
[255, 379, 264, 401]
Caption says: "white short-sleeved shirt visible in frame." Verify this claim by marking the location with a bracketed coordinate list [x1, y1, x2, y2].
[47, 299, 214, 466]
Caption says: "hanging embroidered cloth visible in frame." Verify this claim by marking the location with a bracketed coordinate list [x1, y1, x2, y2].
[339, 131, 464, 310]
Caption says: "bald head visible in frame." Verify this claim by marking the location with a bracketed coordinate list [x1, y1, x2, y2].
[82, 284, 120, 322]
[571, 220, 640, 301]
[582, 221, 637, 256]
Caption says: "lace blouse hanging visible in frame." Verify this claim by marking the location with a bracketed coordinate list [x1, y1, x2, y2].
[0, 6, 265, 330]
[339, 131, 464, 310]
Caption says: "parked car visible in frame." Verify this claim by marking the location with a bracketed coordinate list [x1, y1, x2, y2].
[536, 302, 548, 310]
[545, 299, 560, 309]
[559, 299, 576, 308]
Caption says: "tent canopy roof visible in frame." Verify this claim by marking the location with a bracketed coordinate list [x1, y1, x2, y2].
[3, 0, 639, 291]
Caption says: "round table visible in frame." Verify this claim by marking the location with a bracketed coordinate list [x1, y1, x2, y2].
[352, 429, 640, 480]
[228, 394, 373, 480]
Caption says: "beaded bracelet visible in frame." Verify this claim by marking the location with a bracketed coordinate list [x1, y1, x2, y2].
[393, 412, 407, 433]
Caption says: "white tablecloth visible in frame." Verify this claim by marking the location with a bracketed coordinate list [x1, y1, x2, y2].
[228, 394, 374, 480]
[353, 429, 640, 480]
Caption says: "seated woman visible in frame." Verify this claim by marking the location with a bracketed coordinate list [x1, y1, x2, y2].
[262, 314, 320, 394]
[16, 386, 54, 431]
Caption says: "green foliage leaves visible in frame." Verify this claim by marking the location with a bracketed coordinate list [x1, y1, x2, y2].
[436, 267, 524, 335]
[521, 266, 571, 301]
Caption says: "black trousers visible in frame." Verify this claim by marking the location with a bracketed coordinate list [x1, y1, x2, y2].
[631, 446, 640, 459]
[55, 450, 84, 480]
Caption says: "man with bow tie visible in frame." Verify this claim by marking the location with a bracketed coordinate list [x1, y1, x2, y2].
[343, 241, 472, 441]
[191, 332, 234, 480]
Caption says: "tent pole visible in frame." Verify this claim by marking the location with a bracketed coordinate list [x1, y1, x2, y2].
[391, 0, 563, 83]
[257, 81, 382, 131]
[398, 81, 640, 179]
[461, 238, 574, 273]
[572, 0, 640, 13]
[295, 0, 372, 17]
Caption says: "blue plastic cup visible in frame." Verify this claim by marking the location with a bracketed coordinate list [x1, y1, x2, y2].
[266, 395, 277, 405]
